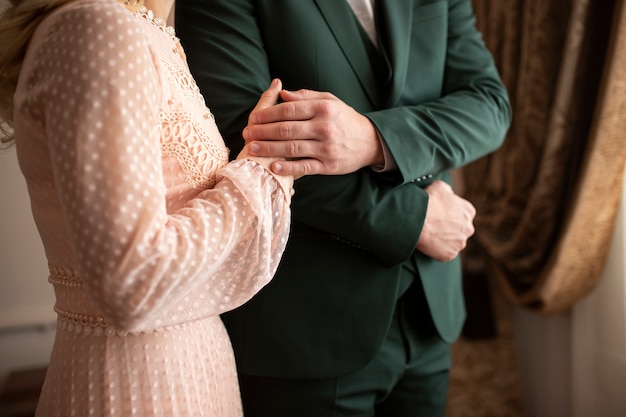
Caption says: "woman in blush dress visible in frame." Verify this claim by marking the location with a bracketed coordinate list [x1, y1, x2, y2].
[0, 0, 293, 415]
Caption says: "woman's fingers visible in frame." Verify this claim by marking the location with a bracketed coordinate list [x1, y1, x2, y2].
[248, 79, 283, 122]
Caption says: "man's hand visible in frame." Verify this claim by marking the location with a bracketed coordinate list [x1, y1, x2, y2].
[236, 79, 287, 171]
[243, 89, 384, 176]
[417, 180, 476, 262]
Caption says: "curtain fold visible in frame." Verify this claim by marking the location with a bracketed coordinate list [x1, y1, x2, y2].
[464, 0, 626, 313]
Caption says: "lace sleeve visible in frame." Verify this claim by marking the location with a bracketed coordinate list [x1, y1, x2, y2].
[20, 1, 291, 331]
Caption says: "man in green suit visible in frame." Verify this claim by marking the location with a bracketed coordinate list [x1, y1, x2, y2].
[176, 0, 511, 415]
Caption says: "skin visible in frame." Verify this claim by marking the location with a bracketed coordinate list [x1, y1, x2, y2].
[244, 88, 385, 176]
[243, 84, 476, 262]
[238, 79, 293, 174]
[143, 0, 174, 22]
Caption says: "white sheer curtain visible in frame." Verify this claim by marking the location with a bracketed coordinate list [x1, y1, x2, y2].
[514, 169, 626, 417]
[571, 169, 626, 416]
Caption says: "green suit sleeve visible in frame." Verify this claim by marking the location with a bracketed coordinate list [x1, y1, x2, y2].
[175, 0, 510, 267]
[368, 0, 511, 186]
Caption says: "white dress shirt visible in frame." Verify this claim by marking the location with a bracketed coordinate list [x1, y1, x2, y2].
[346, 0, 377, 47]
[346, 0, 399, 172]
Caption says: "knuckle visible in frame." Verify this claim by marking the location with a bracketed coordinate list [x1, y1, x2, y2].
[287, 140, 300, 157]
[277, 122, 291, 139]
[317, 123, 334, 140]
[282, 102, 298, 119]
[317, 100, 333, 116]
[440, 252, 454, 262]
[320, 140, 335, 156]
[302, 161, 312, 175]
[326, 156, 342, 174]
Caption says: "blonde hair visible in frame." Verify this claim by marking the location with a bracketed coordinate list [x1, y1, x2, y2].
[0, 0, 143, 146]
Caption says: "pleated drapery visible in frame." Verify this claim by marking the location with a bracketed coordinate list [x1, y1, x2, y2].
[463, 0, 626, 314]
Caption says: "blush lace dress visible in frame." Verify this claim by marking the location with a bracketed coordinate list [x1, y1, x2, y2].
[12, 1, 293, 416]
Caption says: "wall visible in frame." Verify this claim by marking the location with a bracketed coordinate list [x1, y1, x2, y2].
[0, 146, 56, 388]
[513, 168, 626, 417]
[570, 180, 626, 417]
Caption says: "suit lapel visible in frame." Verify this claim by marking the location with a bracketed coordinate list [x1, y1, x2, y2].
[313, 0, 384, 107]
[376, 0, 414, 107]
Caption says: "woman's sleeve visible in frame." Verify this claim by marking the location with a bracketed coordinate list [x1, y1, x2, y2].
[27, 3, 291, 332]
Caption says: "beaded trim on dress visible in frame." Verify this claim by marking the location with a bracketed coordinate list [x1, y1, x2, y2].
[134, 6, 176, 39]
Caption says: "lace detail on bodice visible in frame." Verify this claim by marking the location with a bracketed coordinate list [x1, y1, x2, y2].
[133, 6, 176, 40]
[162, 60, 204, 103]
[160, 111, 229, 189]
[158, 58, 229, 189]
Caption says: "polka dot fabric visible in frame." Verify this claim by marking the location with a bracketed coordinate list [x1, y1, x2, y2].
[12, 1, 293, 416]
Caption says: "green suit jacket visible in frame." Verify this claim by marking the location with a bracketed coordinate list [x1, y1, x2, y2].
[176, 0, 511, 379]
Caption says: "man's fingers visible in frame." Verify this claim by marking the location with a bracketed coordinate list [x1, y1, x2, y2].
[249, 100, 318, 125]
[249, 91, 337, 125]
[280, 89, 336, 102]
[417, 179, 477, 262]
[244, 118, 321, 143]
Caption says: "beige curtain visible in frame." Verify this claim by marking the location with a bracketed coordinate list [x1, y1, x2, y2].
[463, 0, 626, 314]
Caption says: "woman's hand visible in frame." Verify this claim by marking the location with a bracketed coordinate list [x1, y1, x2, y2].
[236, 79, 290, 173]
